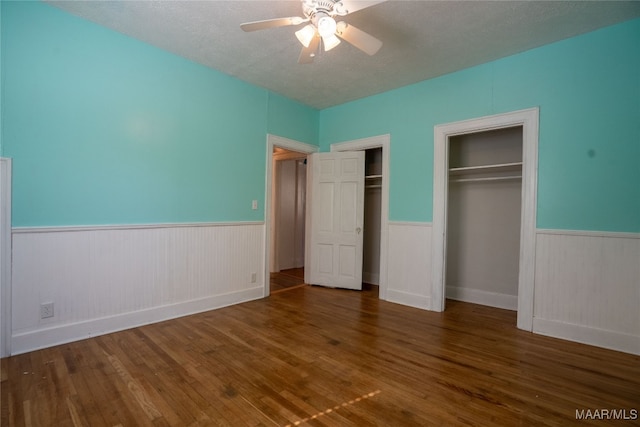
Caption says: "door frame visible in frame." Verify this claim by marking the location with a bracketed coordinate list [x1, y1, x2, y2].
[431, 108, 538, 331]
[330, 134, 390, 299]
[1, 158, 12, 357]
[264, 135, 318, 297]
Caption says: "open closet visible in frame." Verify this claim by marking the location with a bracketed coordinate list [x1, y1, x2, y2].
[445, 126, 523, 310]
[363, 148, 382, 286]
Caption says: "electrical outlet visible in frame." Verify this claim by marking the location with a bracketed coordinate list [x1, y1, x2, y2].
[41, 302, 54, 319]
[251, 272, 257, 283]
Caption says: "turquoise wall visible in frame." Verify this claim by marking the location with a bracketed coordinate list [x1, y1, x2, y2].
[320, 18, 640, 233]
[2, 2, 638, 232]
[267, 92, 319, 144]
[1, 1, 318, 227]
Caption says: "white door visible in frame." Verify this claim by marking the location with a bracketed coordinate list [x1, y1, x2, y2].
[305, 151, 365, 290]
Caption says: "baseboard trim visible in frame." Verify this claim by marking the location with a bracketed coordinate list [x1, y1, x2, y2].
[446, 286, 517, 311]
[533, 318, 639, 355]
[385, 289, 431, 310]
[11, 286, 264, 355]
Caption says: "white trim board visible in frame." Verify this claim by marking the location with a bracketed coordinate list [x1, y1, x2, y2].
[0, 158, 12, 357]
[331, 134, 391, 300]
[11, 222, 265, 355]
[533, 318, 639, 356]
[388, 221, 433, 227]
[533, 230, 639, 355]
[446, 286, 518, 311]
[12, 286, 263, 355]
[13, 221, 264, 234]
[386, 222, 433, 310]
[537, 228, 640, 240]
[385, 289, 431, 311]
[432, 108, 539, 331]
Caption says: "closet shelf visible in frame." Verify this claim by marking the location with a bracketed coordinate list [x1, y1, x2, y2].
[450, 175, 521, 184]
[449, 162, 522, 176]
[365, 184, 382, 189]
[365, 174, 383, 180]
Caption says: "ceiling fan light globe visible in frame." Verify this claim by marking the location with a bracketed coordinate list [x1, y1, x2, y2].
[295, 24, 316, 47]
[317, 16, 337, 38]
[322, 34, 341, 51]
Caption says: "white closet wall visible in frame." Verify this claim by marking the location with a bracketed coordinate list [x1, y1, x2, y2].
[446, 127, 523, 310]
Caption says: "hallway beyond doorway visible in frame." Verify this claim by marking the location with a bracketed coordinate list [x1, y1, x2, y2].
[270, 268, 305, 294]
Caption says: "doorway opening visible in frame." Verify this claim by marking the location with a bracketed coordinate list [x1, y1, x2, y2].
[432, 108, 538, 331]
[330, 134, 390, 299]
[264, 135, 318, 296]
[446, 126, 523, 311]
[264, 134, 390, 300]
[363, 147, 382, 291]
[271, 147, 308, 294]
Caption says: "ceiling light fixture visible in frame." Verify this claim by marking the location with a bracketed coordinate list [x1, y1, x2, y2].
[295, 24, 316, 47]
[316, 13, 341, 51]
[322, 34, 341, 51]
[240, 0, 385, 64]
[316, 14, 337, 38]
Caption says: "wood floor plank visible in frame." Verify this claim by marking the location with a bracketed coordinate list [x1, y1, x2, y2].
[270, 270, 305, 293]
[2, 284, 639, 426]
[77, 338, 144, 427]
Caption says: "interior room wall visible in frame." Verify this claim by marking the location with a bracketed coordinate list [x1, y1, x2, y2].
[1, 1, 319, 354]
[267, 92, 319, 146]
[2, 2, 638, 355]
[319, 18, 640, 234]
[2, 2, 319, 228]
[319, 18, 640, 354]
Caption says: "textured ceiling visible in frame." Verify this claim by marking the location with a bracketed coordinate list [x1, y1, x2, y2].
[48, 1, 640, 110]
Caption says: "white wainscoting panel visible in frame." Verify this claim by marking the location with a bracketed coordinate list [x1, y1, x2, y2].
[533, 230, 640, 355]
[11, 222, 265, 354]
[385, 222, 432, 310]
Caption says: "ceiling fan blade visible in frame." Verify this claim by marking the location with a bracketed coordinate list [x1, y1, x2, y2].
[240, 16, 307, 32]
[333, 0, 386, 15]
[298, 34, 320, 64]
[335, 21, 382, 56]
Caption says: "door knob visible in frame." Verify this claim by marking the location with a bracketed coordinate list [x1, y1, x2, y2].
[356, 227, 362, 234]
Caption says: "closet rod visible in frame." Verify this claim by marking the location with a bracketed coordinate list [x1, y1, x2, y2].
[449, 175, 522, 183]
[449, 162, 522, 174]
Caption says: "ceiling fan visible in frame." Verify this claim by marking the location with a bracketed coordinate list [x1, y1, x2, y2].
[240, 0, 385, 64]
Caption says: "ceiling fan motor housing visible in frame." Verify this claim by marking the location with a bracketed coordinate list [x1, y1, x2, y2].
[302, 0, 342, 20]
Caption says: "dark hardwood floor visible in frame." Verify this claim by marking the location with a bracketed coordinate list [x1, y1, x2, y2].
[270, 268, 306, 294]
[1, 283, 638, 426]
